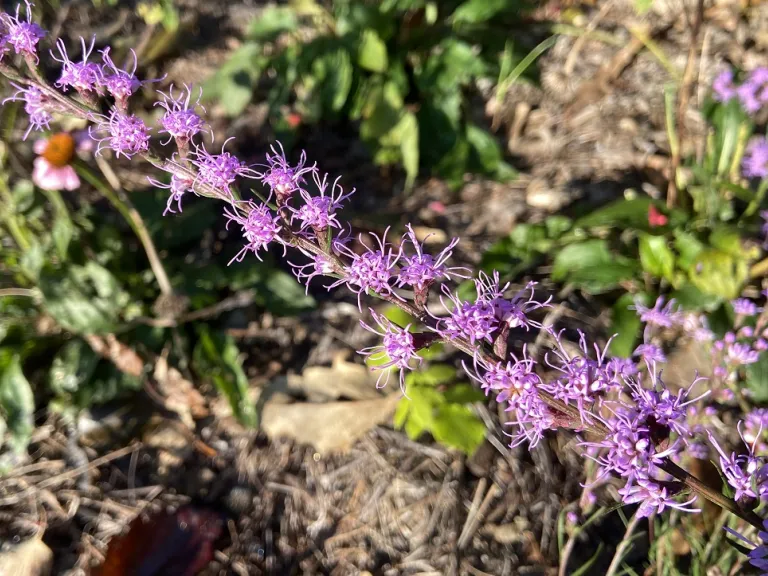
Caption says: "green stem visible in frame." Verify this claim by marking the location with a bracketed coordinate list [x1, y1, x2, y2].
[744, 178, 768, 218]
[75, 161, 173, 296]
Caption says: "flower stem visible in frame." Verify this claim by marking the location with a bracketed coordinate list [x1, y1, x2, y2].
[75, 161, 173, 296]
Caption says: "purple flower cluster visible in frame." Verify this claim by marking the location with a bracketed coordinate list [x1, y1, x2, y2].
[3, 82, 50, 138]
[744, 137, 768, 180]
[710, 425, 768, 503]
[358, 309, 422, 392]
[713, 67, 768, 113]
[1, 1, 45, 62]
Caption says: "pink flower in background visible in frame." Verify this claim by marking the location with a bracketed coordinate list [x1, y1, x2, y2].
[32, 131, 92, 191]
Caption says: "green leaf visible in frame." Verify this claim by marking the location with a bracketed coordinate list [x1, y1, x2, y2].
[398, 112, 419, 190]
[575, 197, 685, 231]
[39, 262, 130, 335]
[443, 383, 485, 404]
[746, 354, 768, 403]
[360, 81, 404, 140]
[671, 282, 721, 312]
[415, 39, 486, 96]
[452, 0, 509, 25]
[71, 362, 142, 408]
[552, 240, 636, 293]
[639, 234, 675, 283]
[193, 328, 257, 427]
[20, 239, 44, 280]
[357, 29, 388, 72]
[203, 42, 265, 116]
[432, 403, 486, 455]
[258, 268, 316, 315]
[405, 364, 456, 387]
[545, 215, 572, 238]
[49, 339, 100, 397]
[709, 227, 743, 257]
[609, 292, 645, 358]
[381, 305, 416, 329]
[466, 123, 502, 175]
[689, 249, 748, 300]
[248, 5, 298, 40]
[318, 48, 353, 113]
[0, 349, 34, 454]
[52, 215, 73, 260]
[673, 230, 704, 271]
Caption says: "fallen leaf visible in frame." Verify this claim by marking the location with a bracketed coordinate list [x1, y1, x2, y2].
[0, 538, 53, 576]
[261, 395, 400, 453]
[289, 354, 381, 402]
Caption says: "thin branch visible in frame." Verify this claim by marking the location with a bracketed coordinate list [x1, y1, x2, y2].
[606, 511, 643, 576]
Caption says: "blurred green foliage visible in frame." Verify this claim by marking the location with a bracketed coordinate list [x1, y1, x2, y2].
[204, 0, 540, 190]
[481, 89, 765, 359]
[0, 142, 314, 460]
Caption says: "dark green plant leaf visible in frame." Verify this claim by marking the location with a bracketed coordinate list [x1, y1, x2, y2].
[0, 349, 34, 454]
[609, 292, 646, 358]
[39, 262, 130, 335]
[193, 328, 257, 427]
[673, 230, 704, 271]
[258, 268, 316, 315]
[357, 29, 388, 72]
[670, 282, 720, 312]
[746, 354, 768, 403]
[466, 123, 502, 175]
[71, 362, 142, 408]
[49, 339, 100, 398]
[397, 112, 419, 190]
[452, 0, 509, 25]
[248, 5, 298, 41]
[443, 382, 485, 404]
[432, 403, 486, 455]
[639, 234, 675, 283]
[552, 240, 636, 293]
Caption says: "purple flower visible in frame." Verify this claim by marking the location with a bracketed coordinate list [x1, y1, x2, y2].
[733, 298, 763, 317]
[431, 284, 498, 345]
[90, 111, 151, 159]
[738, 67, 768, 113]
[606, 357, 638, 380]
[464, 347, 541, 405]
[712, 69, 737, 102]
[618, 474, 699, 518]
[2, 1, 45, 62]
[632, 296, 682, 329]
[289, 251, 336, 294]
[585, 406, 681, 483]
[291, 171, 353, 233]
[51, 37, 102, 94]
[475, 272, 551, 331]
[542, 329, 619, 418]
[726, 519, 768, 573]
[258, 142, 315, 203]
[726, 342, 760, 366]
[396, 224, 470, 295]
[148, 172, 194, 215]
[155, 84, 207, 147]
[99, 47, 143, 111]
[627, 367, 708, 438]
[744, 137, 768, 179]
[3, 82, 51, 139]
[223, 201, 283, 264]
[190, 139, 255, 195]
[358, 308, 422, 391]
[709, 425, 768, 502]
[634, 343, 666, 364]
[329, 228, 402, 310]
